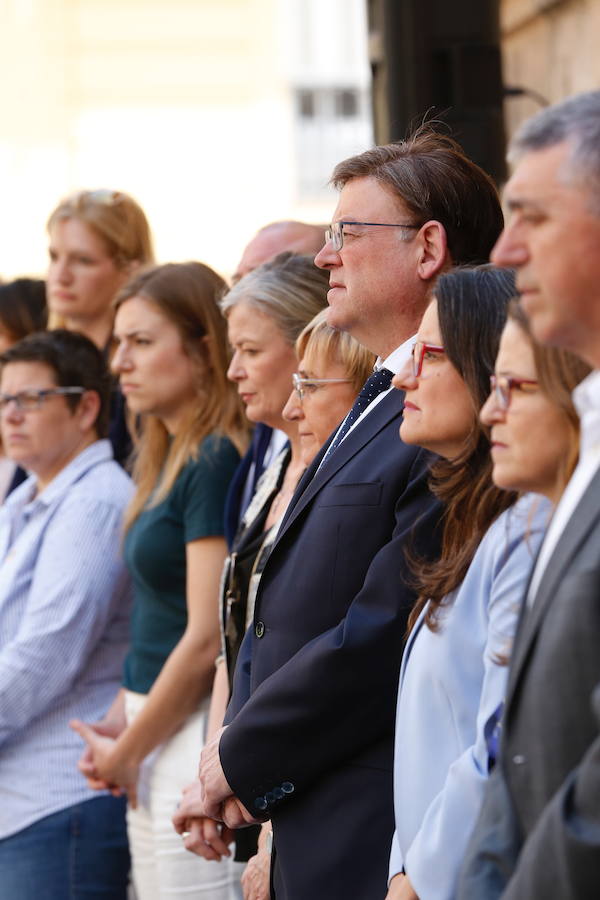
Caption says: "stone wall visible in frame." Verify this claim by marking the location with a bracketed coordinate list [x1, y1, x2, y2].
[500, 0, 600, 140]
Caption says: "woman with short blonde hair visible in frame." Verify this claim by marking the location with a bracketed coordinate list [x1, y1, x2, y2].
[46, 188, 155, 464]
[46, 189, 154, 342]
[295, 307, 375, 394]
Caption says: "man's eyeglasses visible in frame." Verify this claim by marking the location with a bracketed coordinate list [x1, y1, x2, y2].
[489, 375, 539, 411]
[292, 372, 352, 401]
[0, 387, 86, 414]
[411, 341, 445, 377]
[325, 220, 420, 252]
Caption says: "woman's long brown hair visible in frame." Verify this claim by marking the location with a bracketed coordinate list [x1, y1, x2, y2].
[114, 262, 249, 530]
[407, 266, 518, 633]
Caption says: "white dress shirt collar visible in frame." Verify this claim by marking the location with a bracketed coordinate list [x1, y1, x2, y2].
[318, 335, 416, 464]
[573, 369, 600, 459]
[375, 334, 416, 376]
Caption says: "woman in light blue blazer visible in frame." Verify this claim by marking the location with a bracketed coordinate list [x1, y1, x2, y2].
[386, 270, 589, 900]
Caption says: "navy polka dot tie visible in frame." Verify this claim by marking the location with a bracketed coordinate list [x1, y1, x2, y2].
[323, 368, 394, 460]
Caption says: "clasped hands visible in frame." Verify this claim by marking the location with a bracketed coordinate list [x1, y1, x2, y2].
[172, 726, 263, 858]
[69, 717, 139, 807]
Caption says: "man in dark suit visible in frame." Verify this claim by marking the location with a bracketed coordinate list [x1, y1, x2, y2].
[175, 131, 503, 898]
[459, 90, 600, 899]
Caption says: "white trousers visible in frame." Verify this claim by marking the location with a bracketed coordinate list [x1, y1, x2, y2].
[125, 691, 244, 900]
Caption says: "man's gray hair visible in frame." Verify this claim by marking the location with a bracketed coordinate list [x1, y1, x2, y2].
[510, 90, 600, 211]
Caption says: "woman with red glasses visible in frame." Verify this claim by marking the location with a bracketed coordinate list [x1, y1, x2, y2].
[385, 266, 588, 900]
[480, 298, 588, 504]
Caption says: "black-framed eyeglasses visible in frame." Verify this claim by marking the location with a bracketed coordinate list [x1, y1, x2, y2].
[411, 341, 445, 377]
[325, 220, 420, 252]
[489, 375, 539, 411]
[292, 372, 353, 401]
[0, 387, 86, 414]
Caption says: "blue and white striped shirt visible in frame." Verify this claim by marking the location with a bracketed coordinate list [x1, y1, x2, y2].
[0, 440, 133, 839]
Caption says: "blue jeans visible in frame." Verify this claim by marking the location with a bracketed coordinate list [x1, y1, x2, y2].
[0, 795, 130, 899]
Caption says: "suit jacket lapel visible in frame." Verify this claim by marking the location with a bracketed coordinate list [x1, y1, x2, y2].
[506, 465, 600, 701]
[276, 389, 405, 541]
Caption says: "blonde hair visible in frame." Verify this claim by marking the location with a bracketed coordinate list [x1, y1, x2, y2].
[47, 189, 155, 329]
[114, 262, 249, 530]
[296, 309, 375, 391]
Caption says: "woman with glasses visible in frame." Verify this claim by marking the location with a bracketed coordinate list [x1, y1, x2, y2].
[480, 298, 589, 503]
[70, 262, 248, 900]
[386, 269, 589, 900]
[46, 189, 154, 465]
[385, 265, 588, 900]
[229, 309, 375, 899]
[282, 308, 376, 467]
[0, 330, 133, 899]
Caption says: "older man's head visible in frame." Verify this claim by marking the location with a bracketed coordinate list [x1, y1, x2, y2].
[234, 221, 325, 282]
[491, 91, 600, 367]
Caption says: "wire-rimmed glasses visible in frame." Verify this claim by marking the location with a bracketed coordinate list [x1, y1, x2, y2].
[292, 372, 353, 401]
[0, 387, 86, 414]
[325, 220, 420, 252]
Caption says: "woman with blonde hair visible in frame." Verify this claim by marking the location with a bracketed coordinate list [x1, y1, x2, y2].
[234, 308, 375, 900]
[46, 188, 154, 463]
[284, 307, 376, 466]
[72, 261, 248, 900]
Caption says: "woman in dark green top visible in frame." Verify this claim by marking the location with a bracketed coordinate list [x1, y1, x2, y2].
[72, 262, 249, 899]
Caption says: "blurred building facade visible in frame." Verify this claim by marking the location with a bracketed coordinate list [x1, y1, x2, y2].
[1, 0, 597, 281]
[0, 0, 371, 279]
[500, 0, 600, 139]
[366, 0, 599, 186]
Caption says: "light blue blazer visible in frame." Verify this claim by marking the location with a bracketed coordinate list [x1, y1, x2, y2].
[389, 494, 551, 899]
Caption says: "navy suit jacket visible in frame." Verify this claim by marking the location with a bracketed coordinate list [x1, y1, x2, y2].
[459, 466, 600, 900]
[221, 389, 442, 900]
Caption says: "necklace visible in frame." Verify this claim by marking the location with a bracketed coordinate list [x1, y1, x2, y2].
[267, 465, 306, 521]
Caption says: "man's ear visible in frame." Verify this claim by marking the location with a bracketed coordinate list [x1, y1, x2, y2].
[416, 221, 449, 281]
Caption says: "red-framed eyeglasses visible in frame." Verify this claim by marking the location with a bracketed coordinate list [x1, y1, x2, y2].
[411, 341, 445, 377]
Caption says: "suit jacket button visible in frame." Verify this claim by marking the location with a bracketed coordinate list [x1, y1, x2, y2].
[255, 621, 265, 638]
[281, 782, 295, 794]
[273, 787, 285, 800]
[512, 754, 526, 765]
[265, 791, 276, 805]
[254, 796, 268, 811]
